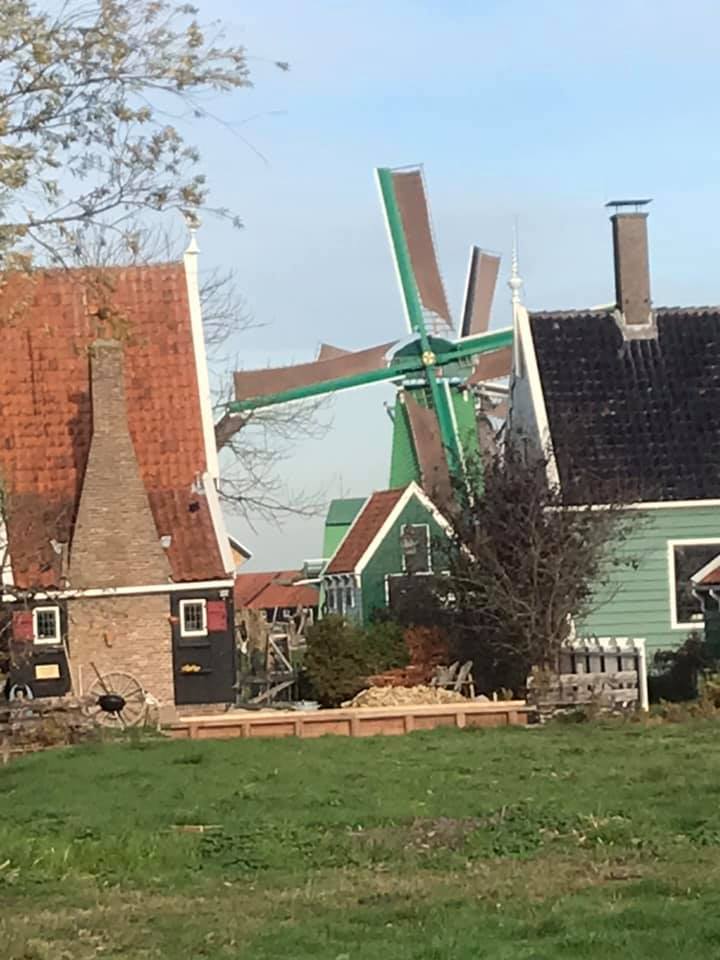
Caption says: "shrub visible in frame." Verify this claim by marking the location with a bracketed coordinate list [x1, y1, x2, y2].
[303, 617, 410, 707]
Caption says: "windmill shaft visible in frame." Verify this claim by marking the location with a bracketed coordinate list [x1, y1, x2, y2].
[227, 328, 512, 414]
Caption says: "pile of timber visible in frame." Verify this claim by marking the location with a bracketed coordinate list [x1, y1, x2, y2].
[0, 696, 99, 761]
[343, 685, 467, 708]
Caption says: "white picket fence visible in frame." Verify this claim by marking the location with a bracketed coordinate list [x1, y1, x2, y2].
[530, 637, 649, 713]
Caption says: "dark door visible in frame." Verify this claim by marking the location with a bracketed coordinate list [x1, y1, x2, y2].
[170, 592, 235, 706]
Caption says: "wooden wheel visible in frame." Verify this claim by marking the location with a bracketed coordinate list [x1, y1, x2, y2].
[84, 670, 147, 728]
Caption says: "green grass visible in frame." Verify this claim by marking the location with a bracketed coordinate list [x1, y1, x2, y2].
[4, 720, 720, 957]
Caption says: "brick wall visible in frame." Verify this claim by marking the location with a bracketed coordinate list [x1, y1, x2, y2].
[70, 340, 171, 589]
[68, 594, 175, 706]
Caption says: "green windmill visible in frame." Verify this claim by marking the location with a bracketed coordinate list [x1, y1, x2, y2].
[223, 166, 513, 507]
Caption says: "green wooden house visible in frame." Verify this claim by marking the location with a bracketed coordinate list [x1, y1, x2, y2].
[509, 204, 720, 656]
[321, 483, 449, 625]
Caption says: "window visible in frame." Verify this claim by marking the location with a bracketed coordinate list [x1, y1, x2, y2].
[179, 599, 207, 637]
[33, 606, 60, 645]
[400, 524, 431, 574]
[325, 585, 336, 612]
[345, 586, 355, 609]
[669, 540, 720, 629]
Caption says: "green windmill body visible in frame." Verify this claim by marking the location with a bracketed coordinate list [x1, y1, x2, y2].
[225, 166, 513, 508]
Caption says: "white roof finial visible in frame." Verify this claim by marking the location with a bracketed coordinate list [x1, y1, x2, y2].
[508, 220, 523, 306]
[184, 215, 201, 256]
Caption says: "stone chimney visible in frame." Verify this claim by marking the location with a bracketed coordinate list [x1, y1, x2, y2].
[609, 201, 655, 339]
[69, 340, 172, 589]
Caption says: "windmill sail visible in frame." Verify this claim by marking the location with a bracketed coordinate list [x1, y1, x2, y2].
[460, 248, 500, 338]
[233, 341, 397, 403]
[389, 169, 453, 336]
[402, 392, 453, 508]
[468, 346, 513, 385]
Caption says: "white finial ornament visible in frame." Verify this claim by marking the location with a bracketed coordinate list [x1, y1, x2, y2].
[508, 222, 523, 306]
[184, 215, 201, 255]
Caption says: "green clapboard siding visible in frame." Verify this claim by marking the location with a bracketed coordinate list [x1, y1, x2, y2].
[389, 400, 421, 489]
[579, 504, 720, 654]
[360, 495, 446, 624]
[322, 498, 366, 558]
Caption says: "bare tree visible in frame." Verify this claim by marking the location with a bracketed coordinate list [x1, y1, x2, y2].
[0, 0, 287, 268]
[413, 444, 642, 695]
[202, 268, 330, 527]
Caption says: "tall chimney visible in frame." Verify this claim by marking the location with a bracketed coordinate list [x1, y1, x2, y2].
[69, 339, 172, 588]
[608, 200, 655, 338]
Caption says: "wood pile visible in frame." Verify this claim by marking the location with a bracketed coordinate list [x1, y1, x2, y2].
[342, 685, 466, 708]
[0, 696, 99, 762]
[369, 627, 450, 688]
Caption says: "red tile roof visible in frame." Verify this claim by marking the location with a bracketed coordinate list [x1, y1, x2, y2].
[698, 563, 720, 586]
[234, 570, 318, 610]
[0, 263, 226, 587]
[324, 488, 406, 574]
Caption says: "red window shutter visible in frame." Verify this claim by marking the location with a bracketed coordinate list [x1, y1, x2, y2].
[12, 611, 34, 641]
[206, 601, 228, 632]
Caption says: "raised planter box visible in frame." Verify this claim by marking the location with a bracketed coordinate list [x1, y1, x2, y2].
[168, 699, 533, 741]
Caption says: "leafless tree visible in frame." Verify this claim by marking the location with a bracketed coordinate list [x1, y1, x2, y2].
[417, 443, 643, 695]
[202, 268, 330, 527]
[0, 0, 289, 269]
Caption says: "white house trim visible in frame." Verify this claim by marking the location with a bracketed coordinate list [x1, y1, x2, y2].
[555, 499, 720, 512]
[0, 514, 13, 587]
[517, 304, 560, 487]
[203, 472, 236, 576]
[2, 578, 234, 602]
[355, 482, 451, 577]
[184, 231, 220, 481]
[667, 537, 720, 630]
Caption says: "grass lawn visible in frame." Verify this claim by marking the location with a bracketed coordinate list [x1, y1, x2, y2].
[3, 720, 720, 958]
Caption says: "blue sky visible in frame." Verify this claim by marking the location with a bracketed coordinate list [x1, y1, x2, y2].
[194, 0, 720, 567]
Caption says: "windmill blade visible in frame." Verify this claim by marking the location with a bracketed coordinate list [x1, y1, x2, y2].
[379, 167, 453, 336]
[316, 343, 350, 361]
[403, 392, 453, 508]
[467, 346, 513, 386]
[234, 341, 398, 403]
[460, 248, 500, 338]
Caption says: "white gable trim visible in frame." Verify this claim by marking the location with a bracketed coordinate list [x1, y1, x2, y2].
[517, 305, 560, 487]
[184, 234, 220, 481]
[355, 482, 450, 577]
[203, 472, 236, 576]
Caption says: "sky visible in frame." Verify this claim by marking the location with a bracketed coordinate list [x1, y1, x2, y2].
[191, 0, 720, 568]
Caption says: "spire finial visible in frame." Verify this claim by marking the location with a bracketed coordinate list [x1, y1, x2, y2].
[184, 215, 201, 255]
[508, 219, 523, 306]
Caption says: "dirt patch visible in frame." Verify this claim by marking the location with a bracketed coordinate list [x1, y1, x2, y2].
[353, 816, 483, 852]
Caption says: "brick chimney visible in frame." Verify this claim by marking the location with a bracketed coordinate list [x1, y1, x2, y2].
[69, 340, 172, 589]
[609, 201, 655, 339]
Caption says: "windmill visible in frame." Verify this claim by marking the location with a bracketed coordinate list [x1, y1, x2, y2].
[221, 166, 513, 506]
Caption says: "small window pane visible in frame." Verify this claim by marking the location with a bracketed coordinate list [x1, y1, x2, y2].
[35, 608, 59, 642]
[181, 601, 206, 635]
[345, 587, 354, 609]
[401, 524, 430, 574]
[674, 543, 720, 624]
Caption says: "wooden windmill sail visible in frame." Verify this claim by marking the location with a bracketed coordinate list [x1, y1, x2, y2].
[222, 166, 513, 506]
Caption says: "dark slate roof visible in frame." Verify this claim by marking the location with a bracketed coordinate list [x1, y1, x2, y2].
[529, 307, 720, 503]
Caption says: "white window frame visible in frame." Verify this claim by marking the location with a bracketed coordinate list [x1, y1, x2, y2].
[400, 523, 432, 574]
[668, 538, 720, 630]
[32, 605, 61, 645]
[384, 571, 434, 605]
[179, 598, 208, 637]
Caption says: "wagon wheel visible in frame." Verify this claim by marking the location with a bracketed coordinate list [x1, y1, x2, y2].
[84, 669, 147, 728]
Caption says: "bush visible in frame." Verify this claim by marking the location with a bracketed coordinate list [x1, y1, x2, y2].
[303, 617, 410, 707]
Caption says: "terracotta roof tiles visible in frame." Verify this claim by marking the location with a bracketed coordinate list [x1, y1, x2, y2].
[325, 488, 405, 574]
[0, 263, 226, 587]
